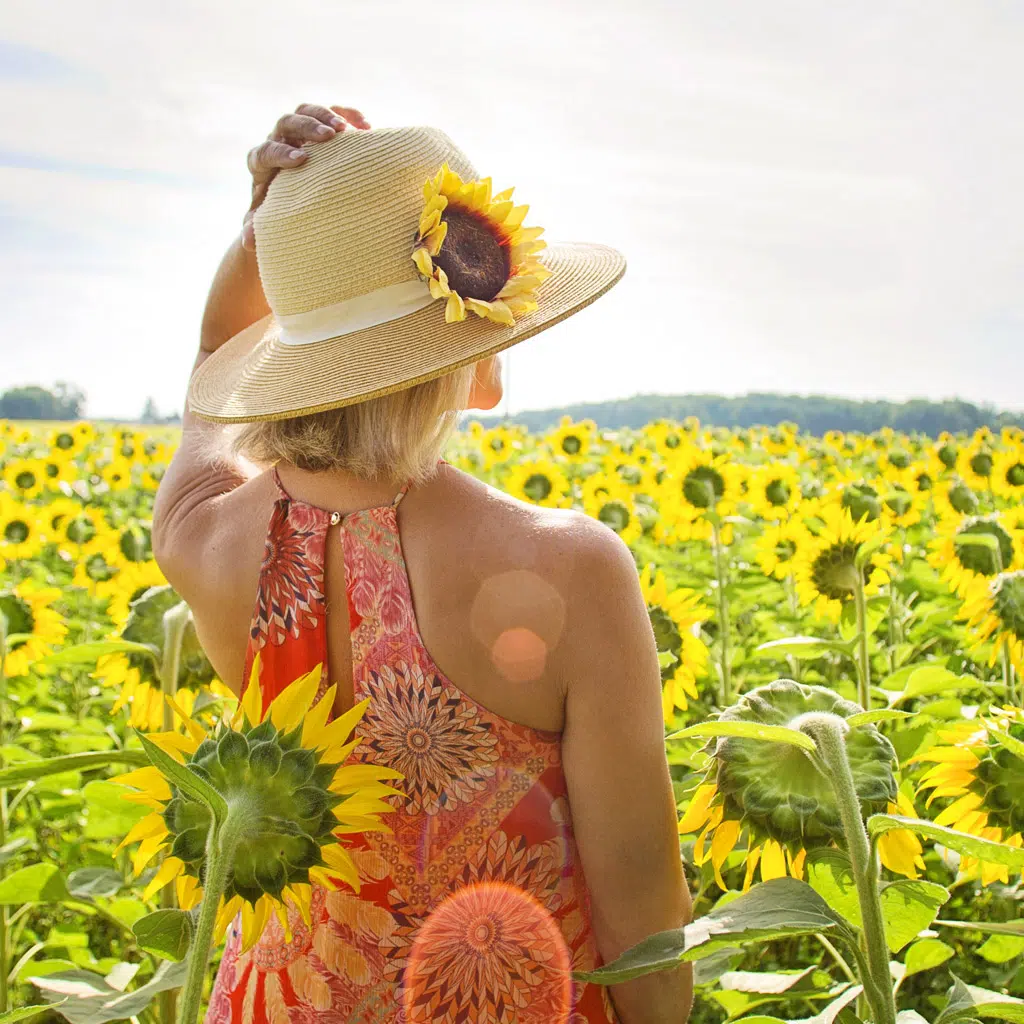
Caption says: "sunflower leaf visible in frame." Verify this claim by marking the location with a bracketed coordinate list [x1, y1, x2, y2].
[572, 877, 854, 985]
[133, 909, 193, 962]
[846, 709, 915, 728]
[44, 640, 159, 667]
[754, 636, 856, 660]
[0, 1005, 66, 1024]
[935, 919, 1024, 938]
[0, 750, 150, 789]
[666, 721, 817, 752]
[867, 816, 1024, 869]
[903, 938, 955, 977]
[880, 879, 950, 951]
[135, 731, 228, 827]
[935, 974, 1024, 1024]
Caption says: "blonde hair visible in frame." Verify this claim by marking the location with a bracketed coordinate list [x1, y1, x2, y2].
[231, 363, 476, 485]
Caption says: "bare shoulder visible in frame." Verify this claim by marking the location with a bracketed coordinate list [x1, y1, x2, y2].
[428, 462, 637, 580]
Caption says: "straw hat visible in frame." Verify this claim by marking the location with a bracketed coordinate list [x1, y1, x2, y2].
[188, 125, 626, 422]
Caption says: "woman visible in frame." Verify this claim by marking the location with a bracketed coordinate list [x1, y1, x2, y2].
[154, 102, 691, 1024]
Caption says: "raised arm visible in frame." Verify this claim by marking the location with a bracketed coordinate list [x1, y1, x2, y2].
[557, 517, 693, 1024]
[152, 103, 369, 576]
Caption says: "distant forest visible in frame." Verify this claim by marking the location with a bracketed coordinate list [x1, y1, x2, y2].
[478, 393, 1024, 436]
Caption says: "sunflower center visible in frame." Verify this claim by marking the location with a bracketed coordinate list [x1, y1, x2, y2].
[1006, 464, 1024, 488]
[841, 483, 881, 523]
[523, 473, 552, 502]
[938, 444, 959, 469]
[884, 487, 912, 517]
[888, 449, 911, 469]
[0, 595, 34, 649]
[682, 466, 725, 508]
[598, 500, 631, 534]
[648, 606, 682, 681]
[14, 471, 37, 491]
[765, 479, 791, 507]
[560, 434, 582, 455]
[970, 452, 993, 478]
[664, 433, 681, 450]
[775, 539, 797, 562]
[4, 520, 29, 544]
[810, 541, 865, 601]
[954, 520, 1014, 576]
[915, 472, 933, 492]
[65, 515, 96, 545]
[434, 209, 510, 302]
[54, 432, 74, 450]
[119, 525, 153, 564]
[948, 482, 979, 515]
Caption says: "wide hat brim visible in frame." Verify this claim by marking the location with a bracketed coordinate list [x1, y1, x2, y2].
[188, 241, 625, 423]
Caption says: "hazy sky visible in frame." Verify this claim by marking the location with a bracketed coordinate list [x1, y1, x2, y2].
[2, 1, 1022, 419]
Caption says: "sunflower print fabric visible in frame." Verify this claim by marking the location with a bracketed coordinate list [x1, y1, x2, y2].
[207, 466, 620, 1023]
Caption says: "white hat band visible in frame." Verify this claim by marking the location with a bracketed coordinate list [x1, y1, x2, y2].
[276, 279, 435, 347]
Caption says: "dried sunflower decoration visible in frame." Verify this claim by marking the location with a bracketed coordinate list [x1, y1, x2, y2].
[412, 164, 551, 325]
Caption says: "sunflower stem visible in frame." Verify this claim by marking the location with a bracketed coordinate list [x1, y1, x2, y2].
[711, 521, 732, 706]
[159, 601, 191, 1024]
[801, 716, 896, 1024]
[176, 809, 244, 1024]
[815, 932, 857, 985]
[853, 580, 872, 710]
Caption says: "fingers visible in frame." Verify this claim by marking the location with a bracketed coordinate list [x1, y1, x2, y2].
[272, 110, 344, 145]
[246, 139, 307, 178]
[330, 105, 371, 129]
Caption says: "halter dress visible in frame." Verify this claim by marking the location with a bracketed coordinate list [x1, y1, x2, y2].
[205, 466, 620, 1024]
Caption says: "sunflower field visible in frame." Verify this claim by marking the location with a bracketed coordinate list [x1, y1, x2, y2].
[2, 415, 1024, 1024]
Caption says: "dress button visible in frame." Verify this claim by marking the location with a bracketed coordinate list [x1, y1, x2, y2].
[329, 512, 341, 526]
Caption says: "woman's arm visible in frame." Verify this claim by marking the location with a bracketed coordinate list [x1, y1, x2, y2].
[152, 103, 369, 582]
[557, 517, 694, 1024]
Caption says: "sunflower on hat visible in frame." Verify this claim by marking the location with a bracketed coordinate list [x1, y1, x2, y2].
[412, 164, 551, 326]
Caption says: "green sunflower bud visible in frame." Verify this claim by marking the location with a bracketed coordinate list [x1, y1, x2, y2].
[711, 680, 897, 851]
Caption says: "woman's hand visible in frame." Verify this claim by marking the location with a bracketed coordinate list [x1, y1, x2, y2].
[241, 103, 371, 251]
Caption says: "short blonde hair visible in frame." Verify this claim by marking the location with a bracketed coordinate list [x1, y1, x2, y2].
[231, 363, 476, 485]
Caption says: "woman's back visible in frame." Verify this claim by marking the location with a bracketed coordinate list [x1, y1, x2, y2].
[176, 460, 624, 1022]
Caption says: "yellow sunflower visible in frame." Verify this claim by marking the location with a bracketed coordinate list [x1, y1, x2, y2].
[958, 438, 995, 489]
[3, 457, 45, 500]
[0, 495, 45, 563]
[992, 445, 1024, 501]
[502, 458, 571, 508]
[114, 656, 404, 951]
[792, 503, 891, 622]
[676, 680, 922, 888]
[962, 570, 1024, 676]
[582, 472, 642, 545]
[929, 513, 1021, 598]
[754, 516, 809, 581]
[100, 458, 134, 492]
[913, 710, 1024, 886]
[546, 417, 595, 461]
[0, 581, 67, 677]
[747, 463, 802, 521]
[96, 560, 170, 630]
[639, 565, 709, 722]
[658, 446, 744, 542]
[411, 164, 550, 325]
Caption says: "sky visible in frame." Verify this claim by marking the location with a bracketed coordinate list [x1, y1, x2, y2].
[2, 1, 1022, 419]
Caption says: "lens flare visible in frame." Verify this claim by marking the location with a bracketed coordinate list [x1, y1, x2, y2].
[402, 881, 571, 1023]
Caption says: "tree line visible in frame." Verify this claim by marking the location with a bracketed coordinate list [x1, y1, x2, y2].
[482, 393, 1024, 436]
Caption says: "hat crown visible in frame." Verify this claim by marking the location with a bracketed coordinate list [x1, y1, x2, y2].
[253, 126, 477, 317]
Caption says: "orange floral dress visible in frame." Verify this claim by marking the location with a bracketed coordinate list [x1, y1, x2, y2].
[205, 467, 620, 1024]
